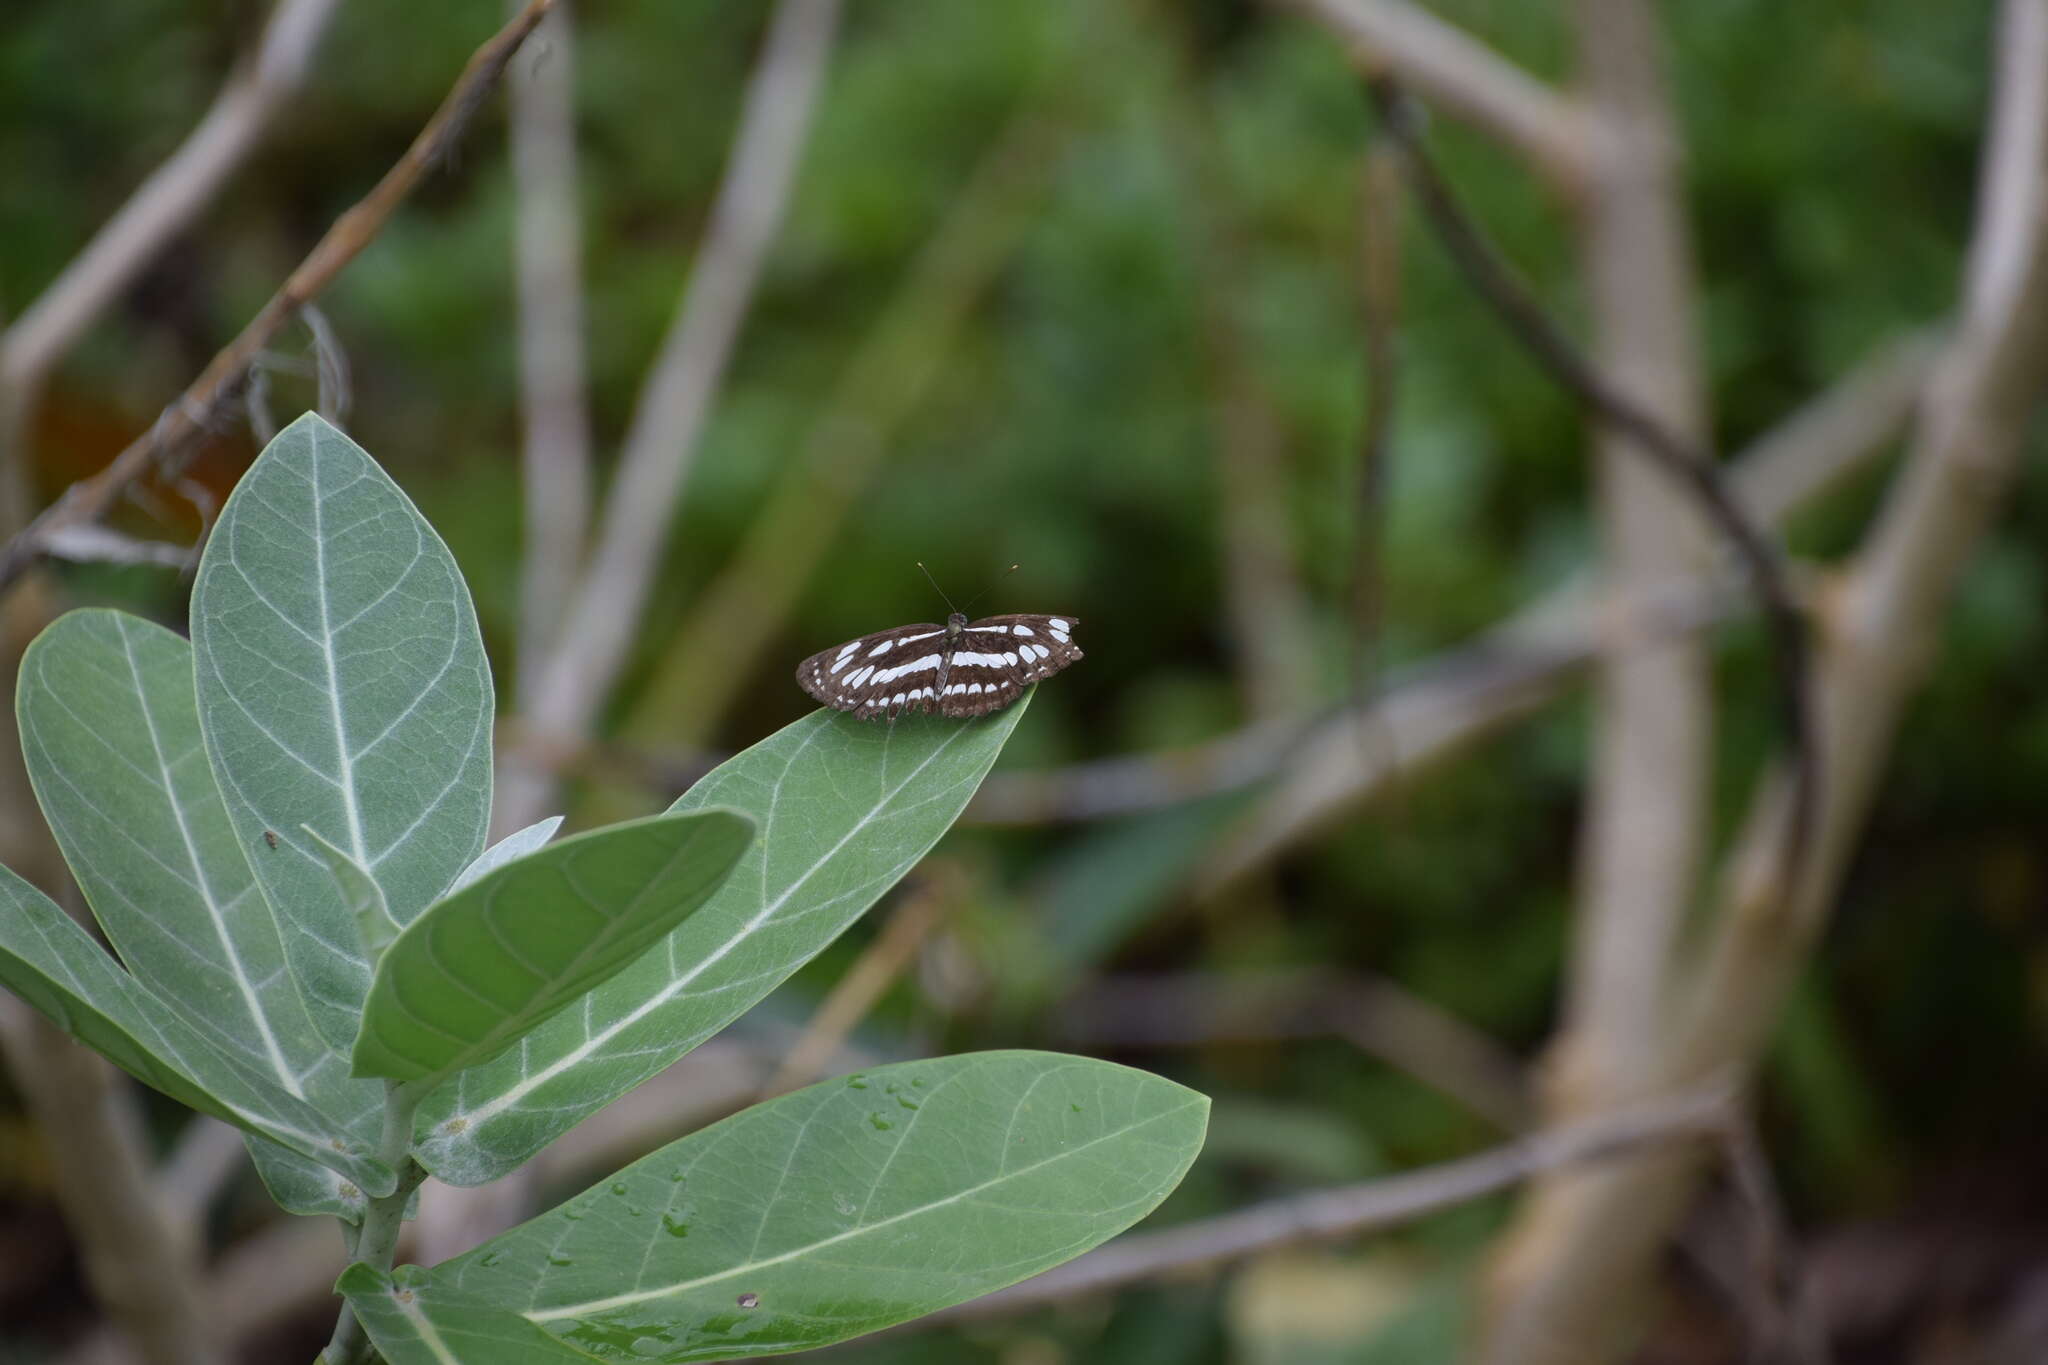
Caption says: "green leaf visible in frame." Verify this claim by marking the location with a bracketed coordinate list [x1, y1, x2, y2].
[347, 1052, 1208, 1363]
[351, 809, 755, 1084]
[190, 413, 494, 1050]
[414, 703, 1028, 1186]
[16, 609, 330, 1100]
[0, 863, 395, 1195]
[15, 609, 389, 1203]
[449, 817, 564, 896]
[337, 1266, 568, 1365]
[308, 830, 402, 965]
[247, 1135, 374, 1223]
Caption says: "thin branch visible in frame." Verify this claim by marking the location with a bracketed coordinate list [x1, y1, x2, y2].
[478, 332, 1924, 858]
[0, 0, 345, 399]
[154, 1117, 248, 1235]
[1, 1000, 220, 1365]
[1281, 0, 1595, 192]
[1056, 969, 1530, 1132]
[961, 328, 1923, 843]
[1366, 76, 1816, 920]
[506, 0, 595, 725]
[0, 0, 560, 594]
[1478, 4, 2048, 1359]
[759, 873, 954, 1099]
[498, 0, 843, 832]
[1680, 0, 2048, 1115]
[959, 221, 1934, 859]
[938, 1085, 1735, 1322]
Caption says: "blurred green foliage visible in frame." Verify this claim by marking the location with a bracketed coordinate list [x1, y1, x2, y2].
[2, 0, 2043, 1358]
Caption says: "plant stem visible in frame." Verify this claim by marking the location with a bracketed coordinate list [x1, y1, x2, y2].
[320, 1081, 427, 1365]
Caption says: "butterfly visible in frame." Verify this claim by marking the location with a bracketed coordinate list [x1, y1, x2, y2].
[797, 611, 1083, 720]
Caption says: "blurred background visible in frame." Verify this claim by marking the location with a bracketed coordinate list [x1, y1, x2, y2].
[3, 0, 2045, 1361]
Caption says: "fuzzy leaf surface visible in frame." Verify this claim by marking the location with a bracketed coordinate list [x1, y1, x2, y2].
[415, 704, 1027, 1185]
[352, 809, 754, 1084]
[349, 1052, 1208, 1362]
[190, 413, 493, 1048]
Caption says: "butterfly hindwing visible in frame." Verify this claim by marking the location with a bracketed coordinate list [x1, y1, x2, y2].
[796, 613, 1081, 720]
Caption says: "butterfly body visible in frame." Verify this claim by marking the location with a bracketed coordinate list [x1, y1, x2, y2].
[798, 612, 1082, 720]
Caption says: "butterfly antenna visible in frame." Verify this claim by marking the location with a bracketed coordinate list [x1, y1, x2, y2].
[915, 561, 960, 616]
[960, 563, 1020, 616]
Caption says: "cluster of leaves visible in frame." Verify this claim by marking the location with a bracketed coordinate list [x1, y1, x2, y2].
[0, 415, 1205, 1361]
[4, 0, 2043, 1357]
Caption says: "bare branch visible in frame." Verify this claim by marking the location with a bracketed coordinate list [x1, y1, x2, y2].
[938, 1086, 1735, 1322]
[966, 328, 1927, 840]
[1057, 969, 1530, 1132]
[154, 1118, 248, 1236]
[0, 0, 561, 594]
[1682, 0, 2048, 1124]
[1281, 0, 1595, 191]
[1478, 4, 2048, 1359]
[1, 1001, 220, 1365]
[506, 0, 595, 722]
[759, 872, 955, 1099]
[0, 0, 344, 399]
[499, 0, 842, 833]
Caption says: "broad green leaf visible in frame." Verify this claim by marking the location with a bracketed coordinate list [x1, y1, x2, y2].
[337, 1266, 568, 1365]
[0, 864, 395, 1195]
[191, 413, 493, 1050]
[15, 609, 388, 1204]
[414, 703, 1028, 1185]
[449, 816, 564, 895]
[248, 1135, 373, 1222]
[348, 1052, 1208, 1363]
[351, 809, 755, 1084]
[309, 830, 401, 965]
[17, 610, 328, 1098]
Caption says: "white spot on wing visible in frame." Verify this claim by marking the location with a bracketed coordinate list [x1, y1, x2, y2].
[876, 654, 941, 684]
[1011, 624, 1034, 636]
[868, 639, 893, 658]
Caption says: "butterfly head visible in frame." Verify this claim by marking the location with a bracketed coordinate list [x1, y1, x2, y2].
[945, 611, 967, 639]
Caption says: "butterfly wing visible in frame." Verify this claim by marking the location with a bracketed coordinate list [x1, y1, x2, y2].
[797, 622, 951, 718]
[935, 614, 1083, 718]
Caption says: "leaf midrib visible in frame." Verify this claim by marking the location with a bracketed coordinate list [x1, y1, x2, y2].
[524, 1085, 1197, 1321]
[449, 724, 976, 1128]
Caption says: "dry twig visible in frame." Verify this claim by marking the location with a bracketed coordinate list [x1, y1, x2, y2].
[506, 0, 595, 731]
[0, 0, 560, 593]
[1281, 0, 1595, 191]
[939, 1085, 1735, 1322]
[0, 0, 344, 403]
[1482, 3, 2048, 1358]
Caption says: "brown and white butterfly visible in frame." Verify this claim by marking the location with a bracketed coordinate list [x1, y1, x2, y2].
[797, 612, 1082, 720]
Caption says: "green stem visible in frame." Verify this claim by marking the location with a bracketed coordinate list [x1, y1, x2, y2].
[321, 1081, 427, 1365]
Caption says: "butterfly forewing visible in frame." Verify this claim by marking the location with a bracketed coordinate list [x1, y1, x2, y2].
[797, 613, 1082, 720]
